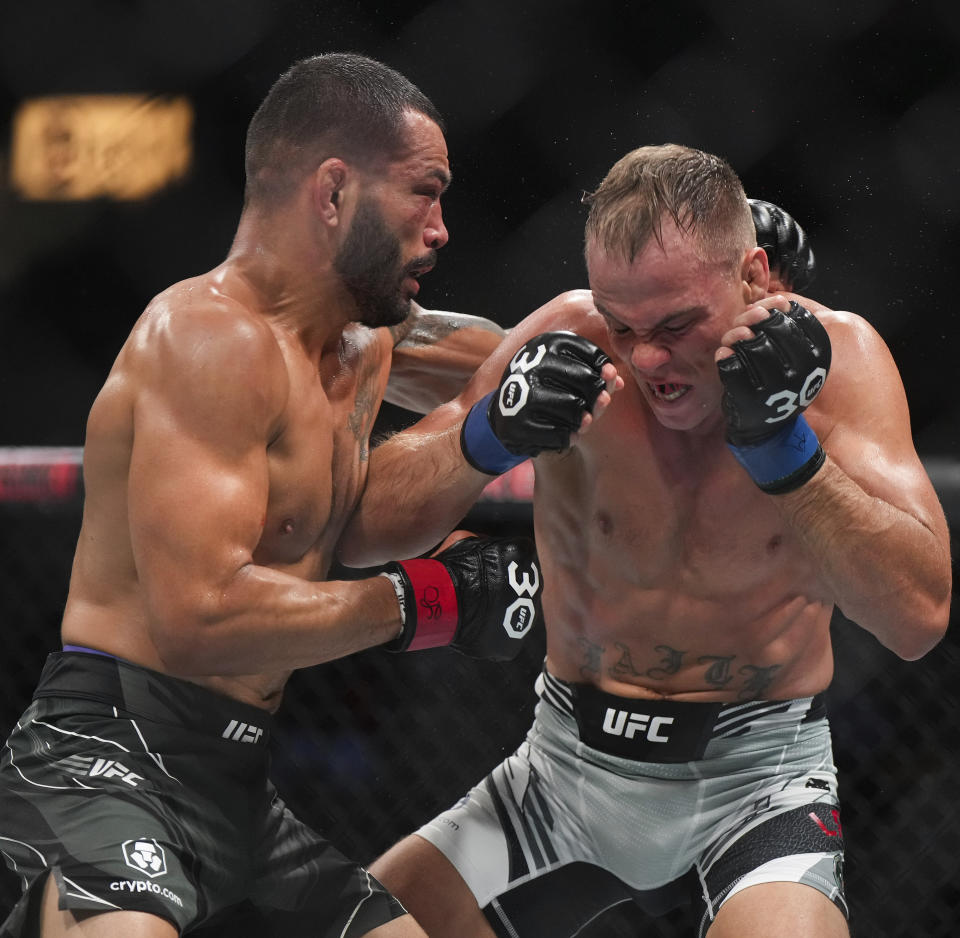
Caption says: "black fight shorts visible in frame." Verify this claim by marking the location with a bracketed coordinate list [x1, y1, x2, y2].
[0, 651, 406, 936]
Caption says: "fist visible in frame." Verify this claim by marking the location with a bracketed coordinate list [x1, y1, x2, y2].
[749, 199, 816, 293]
[461, 331, 612, 474]
[381, 535, 543, 660]
[490, 331, 611, 455]
[718, 301, 831, 447]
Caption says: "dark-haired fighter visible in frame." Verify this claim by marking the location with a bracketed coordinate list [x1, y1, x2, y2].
[339, 144, 951, 938]
[0, 54, 613, 938]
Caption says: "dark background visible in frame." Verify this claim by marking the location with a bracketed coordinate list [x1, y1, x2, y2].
[1, 1, 958, 935]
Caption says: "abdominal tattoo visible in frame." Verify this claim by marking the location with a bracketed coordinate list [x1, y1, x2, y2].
[584, 642, 783, 700]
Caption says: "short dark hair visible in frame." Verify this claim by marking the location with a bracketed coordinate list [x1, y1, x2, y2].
[583, 143, 754, 269]
[244, 53, 444, 204]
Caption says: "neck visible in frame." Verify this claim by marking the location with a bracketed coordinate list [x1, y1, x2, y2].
[225, 207, 359, 347]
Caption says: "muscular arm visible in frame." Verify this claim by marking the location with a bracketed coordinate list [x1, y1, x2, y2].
[338, 348, 507, 567]
[775, 313, 951, 659]
[340, 290, 612, 566]
[127, 305, 402, 677]
[384, 303, 506, 412]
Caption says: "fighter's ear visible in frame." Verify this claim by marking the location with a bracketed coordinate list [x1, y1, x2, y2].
[742, 246, 769, 302]
[313, 159, 348, 225]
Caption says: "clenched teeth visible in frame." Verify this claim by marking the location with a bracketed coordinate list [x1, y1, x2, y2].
[651, 382, 689, 402]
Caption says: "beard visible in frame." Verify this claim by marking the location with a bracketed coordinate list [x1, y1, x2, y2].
[334, 197, 432, 328]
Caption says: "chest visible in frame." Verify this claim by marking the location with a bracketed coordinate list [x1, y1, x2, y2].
[254, 330, 390, 571]
[537, 390, 794, 595]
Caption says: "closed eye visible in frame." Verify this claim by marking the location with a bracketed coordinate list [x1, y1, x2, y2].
[660, 320, 693, 337]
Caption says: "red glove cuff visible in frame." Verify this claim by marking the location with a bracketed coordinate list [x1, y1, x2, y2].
[398, 558, 459, 650]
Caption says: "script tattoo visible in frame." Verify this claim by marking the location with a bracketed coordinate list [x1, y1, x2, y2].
[608, 642, 643, 679]
[737, 664, 782, 700]
[698, 654, 735, 688]
[646, 645, 686, 679]
[578, 638, 604, 680]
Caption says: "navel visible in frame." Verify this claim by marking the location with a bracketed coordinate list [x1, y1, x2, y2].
[767, 534, 782, 553]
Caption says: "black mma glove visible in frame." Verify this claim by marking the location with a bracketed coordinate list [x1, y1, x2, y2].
[460, 331, 610, 475]
[718, 301, 831, 494]
[749, 198, 816, 293]
[379, 536, 543, 660]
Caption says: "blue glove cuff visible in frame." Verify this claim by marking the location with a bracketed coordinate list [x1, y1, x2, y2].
[460, 391, 528, 476]
[727, 414, 825, 494]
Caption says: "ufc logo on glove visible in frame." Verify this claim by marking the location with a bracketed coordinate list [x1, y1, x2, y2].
[503, 559, 541, 638]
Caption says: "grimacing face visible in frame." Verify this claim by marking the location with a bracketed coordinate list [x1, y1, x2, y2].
[587, 225, 749, 434]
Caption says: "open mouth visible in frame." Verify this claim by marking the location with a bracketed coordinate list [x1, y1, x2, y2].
[649, 382, 691, 402]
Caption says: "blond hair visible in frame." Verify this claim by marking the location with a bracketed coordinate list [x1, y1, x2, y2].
[583, 144, 755, 269]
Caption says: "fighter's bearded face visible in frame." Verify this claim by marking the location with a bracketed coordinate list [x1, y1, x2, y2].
[334, 194, 436, 328]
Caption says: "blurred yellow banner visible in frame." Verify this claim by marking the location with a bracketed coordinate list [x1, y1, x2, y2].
[10, 94, 193, 200]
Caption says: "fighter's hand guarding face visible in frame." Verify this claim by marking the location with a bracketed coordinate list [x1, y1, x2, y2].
[716, 297, 831, 494]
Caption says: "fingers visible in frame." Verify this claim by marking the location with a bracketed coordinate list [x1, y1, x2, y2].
[430, 529, 477, 555]
[577, 363, 623, 436]
[717, 295, 791, 360]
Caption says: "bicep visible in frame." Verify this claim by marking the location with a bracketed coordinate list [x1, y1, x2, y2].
[126, 332, 281, 627]
[128, 401, 269, 591]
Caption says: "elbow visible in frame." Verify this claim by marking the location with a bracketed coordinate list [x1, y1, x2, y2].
[888, 594, 952, 661]
[144, 589, 229, 675]
[336, 527, 376, 570]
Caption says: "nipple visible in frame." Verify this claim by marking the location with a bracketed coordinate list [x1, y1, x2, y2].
[596, 511, 614, 536]
[279, 518, 295, 535]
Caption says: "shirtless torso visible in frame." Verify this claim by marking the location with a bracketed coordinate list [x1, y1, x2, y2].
[61, 261, 503, 710]
[360, 144, 950, 938]
[533, 293, 836, 702]
[350, 238, 948, 705]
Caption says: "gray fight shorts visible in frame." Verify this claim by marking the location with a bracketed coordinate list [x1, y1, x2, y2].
[417, 669, 847, 937]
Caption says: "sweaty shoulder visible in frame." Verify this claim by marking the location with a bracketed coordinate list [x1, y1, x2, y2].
[792, 294, 904, 439]
[791, 293, 889, 366]
[512, 289, 608, 348]
[127, 274, 290, 436]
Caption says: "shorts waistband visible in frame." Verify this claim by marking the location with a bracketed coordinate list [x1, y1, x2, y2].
[35, 651, 273, 746]
[536, 669, 826, 763]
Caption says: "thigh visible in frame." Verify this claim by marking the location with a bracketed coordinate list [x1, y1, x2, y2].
[695, 802, 848, 937]
[371, 833, 495, 938]
[376, 744, 666, 938]
[361, 915, 429, 938]
[250, 791, 407, 938]
[707, 881, 849, 938]
[35, 872, 179, 938]
[0, 702, 206, 934]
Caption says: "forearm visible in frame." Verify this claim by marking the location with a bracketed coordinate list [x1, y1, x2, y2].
[386, 309, 506, 413]
[151, 568, 402, 676]
[778, 458, 952, 658]
[338, 421, 494, 566]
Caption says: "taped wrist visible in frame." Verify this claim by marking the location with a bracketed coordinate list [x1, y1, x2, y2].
[727, 414, 825, 494]
[379, 559, 459, 652]
[460, 390, 527, 475]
